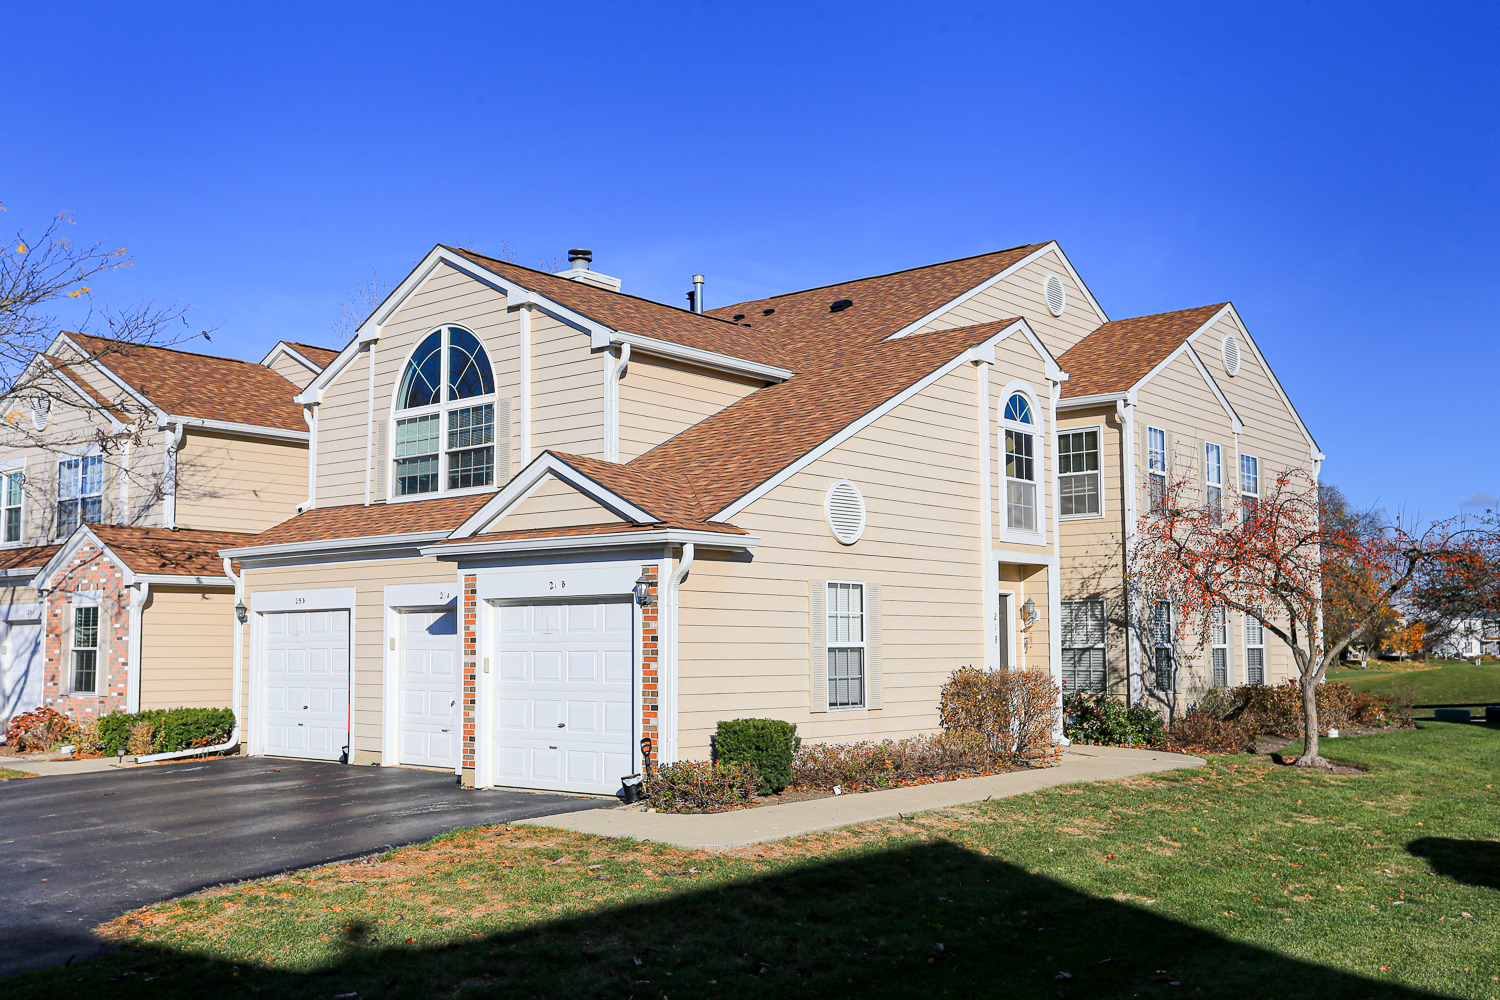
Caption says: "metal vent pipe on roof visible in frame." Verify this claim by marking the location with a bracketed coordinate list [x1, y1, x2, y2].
[568, 248, 593, 270]
[692, 274, 705, 313]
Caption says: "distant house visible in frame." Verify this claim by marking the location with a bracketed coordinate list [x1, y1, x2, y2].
[215, 242, 1320, 794]
[0, 336, 333, 727]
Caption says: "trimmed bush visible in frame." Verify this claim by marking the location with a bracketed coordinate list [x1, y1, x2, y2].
[940, 666, 1061, 763]
[4, 707, 76, 752]
[642, 760, 760, 813]
[97, 707, 235, 755]
[791, 732, 999, 792]
[712, 718, 801, 794]
[1165, 714, 1257, 754]
[1064, 692, 1166, 747]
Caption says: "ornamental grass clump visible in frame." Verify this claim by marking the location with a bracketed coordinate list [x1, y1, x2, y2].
[939, 666, 1061, 765]
[641, 760, 760, 813]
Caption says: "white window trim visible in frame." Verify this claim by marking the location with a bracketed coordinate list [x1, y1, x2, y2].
[56, 448, 105, 539]
[1244, 609, 1266, 685]
[1210, 605, 1231, 688]
[998, 381, 1046, 544]
[1239, 452, 1260, 524]
[387, 325, 500, 501]
[1057, 422, 1105, 521]
[1060, 597, 1107, 692]
[825, 579, 867, 711]
[1151, 598, 1174, 692]
[0, 459, 24, 547]
[69, 592, 104, 696]
[1204, 440, 1224, 519]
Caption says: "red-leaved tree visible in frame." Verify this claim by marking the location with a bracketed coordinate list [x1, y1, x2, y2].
[1133, 467, 1475, 769]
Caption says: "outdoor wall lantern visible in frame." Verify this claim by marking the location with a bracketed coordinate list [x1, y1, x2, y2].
[1023, 598, 1037, 623]
[632, 573, 653, 607]
[234, 600, 248, 625]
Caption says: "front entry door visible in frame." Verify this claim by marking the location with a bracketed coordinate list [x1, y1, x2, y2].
[399, 609, 460, 769]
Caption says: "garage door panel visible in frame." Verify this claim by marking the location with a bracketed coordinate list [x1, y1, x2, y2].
[397, 610, 460, 769]
[491, 597, 633, 796]
[263, 610, 349, 762]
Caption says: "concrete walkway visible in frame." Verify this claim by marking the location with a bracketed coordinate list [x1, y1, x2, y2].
[518, 744, 1205, 850]
[1, 755, 132, 777]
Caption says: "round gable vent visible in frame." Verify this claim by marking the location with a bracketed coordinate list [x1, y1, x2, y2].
[825, 479, 867, 545]
[1221, 333, 1242, 376]
[1044, 274, 1066, 317]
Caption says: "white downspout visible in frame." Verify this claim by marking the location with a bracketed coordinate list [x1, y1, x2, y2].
[662, 541, 693, 764]
[363, 343, 375, 506]
[161, 421, 184, 529]
[1049, 378, 1066, 740]
[125, 580, 150, 713]
[519, 304, 533, 463]
[973, 359, 997, 670]
[1117, 398, 1141, 706]
[604, 343, 630, 462]
[131, 556, 244, 763]
[299, 403, 317, 512]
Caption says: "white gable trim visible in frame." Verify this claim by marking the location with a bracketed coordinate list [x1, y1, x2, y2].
[1188, 304, 1321, 458]
[711, 318, 1036, 521]
[425, 527, 758, 560]
[10, 353, 133, 433]
[260, 342, 325, 376]
[596, 330, 792, 383]
[886, 242, 1110, 341]
[449, 452, 654, 539]
[1182, 345, 1244, 434]
[52, 335, 163, 426]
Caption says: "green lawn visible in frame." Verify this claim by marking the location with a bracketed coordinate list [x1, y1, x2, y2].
[0, 767, 34, 780]
[7, 723, 1499, 999]
[1327, 658, 1500, 706]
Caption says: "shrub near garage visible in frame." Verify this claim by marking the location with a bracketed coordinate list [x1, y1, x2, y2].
[711, 718, 801, 793]
[96, 707, 235, 755]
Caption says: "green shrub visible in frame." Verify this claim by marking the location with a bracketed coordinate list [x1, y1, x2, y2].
[642, 760, 760, 813]
[1165, 714, 1257, 754]
[97, 707, 235, 755]
[1064, 692, 1166, 746]
[711, 718, 801, 794]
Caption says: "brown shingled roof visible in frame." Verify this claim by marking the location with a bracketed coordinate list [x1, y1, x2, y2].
[83, 525, 254, 577]
[629, 320, 1022, 517]
[0, 544, 60, 573]
[705, 244, 1046, 359]
[283, 342, 342, 369]
[547, 452, 717, 525]
[68, 333, 307, 432]
[40, 355, 131, 422]
[233, 494, 492, 550]
[433, 520, 745, 547]
[1058, 303, 1228, 398]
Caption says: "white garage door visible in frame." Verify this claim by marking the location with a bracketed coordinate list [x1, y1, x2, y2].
[494, 599, 633, 795]
[0, 618, 42, 724]
[399, 609, 460, 769]
[264, 610, 350, 761]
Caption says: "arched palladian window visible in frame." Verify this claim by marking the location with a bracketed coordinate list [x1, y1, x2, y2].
[1002, 391, 1037, 532]
[394, 326, 496, 496]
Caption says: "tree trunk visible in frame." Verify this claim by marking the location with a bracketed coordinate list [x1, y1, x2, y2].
[1294, 672, 1329, 768]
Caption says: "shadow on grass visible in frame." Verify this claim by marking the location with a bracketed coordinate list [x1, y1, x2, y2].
[7, 841, 1447, 1000]
[1409, 837, 1500, 891]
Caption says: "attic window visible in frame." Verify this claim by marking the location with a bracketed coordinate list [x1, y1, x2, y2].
[1221, 334, 1242, 376]
[829, 299, 853, 312]
[1044, 274, 1066, 317]
[825, 480, 867, 545]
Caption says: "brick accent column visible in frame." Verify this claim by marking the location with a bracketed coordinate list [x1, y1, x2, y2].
[461, 573, 477, 787]
[639, 563, 659, 771]
[43, 544, 130, 722]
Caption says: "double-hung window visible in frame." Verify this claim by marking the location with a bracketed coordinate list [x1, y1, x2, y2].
[71, 605, 99, 694]
[1061, 599, 1106, 692]
[826, 582, 865, 709]
[1245, 611, 1265, 684]
[1211, 606, 1229, 687]
[1204, 442, 1223, 521]
[1151, 600, 1174, 691]
[1240, 454, 1259, 524]
[1058, 429, 1100, 517]
[1003, 392, 1038, 532]
[393, 326, 497, 497]
[2, 470, 22, 543]
[1147, 427, 1167, 514]
[57, 455, 103, 536]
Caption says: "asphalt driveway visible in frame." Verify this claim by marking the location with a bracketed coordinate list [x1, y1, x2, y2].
[0, 757, 608, 978]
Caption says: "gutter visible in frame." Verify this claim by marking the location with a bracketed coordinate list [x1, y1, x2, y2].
[423, 528, 758, 560]
[222, 529, 454, 561]
[131, 555, 245, 763]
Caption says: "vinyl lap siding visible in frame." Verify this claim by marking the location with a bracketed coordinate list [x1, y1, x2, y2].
[174, 431, 307, 532]
[485, 475, 625, 533]
[530, 311, 605, 460]
[138, 586, 234, 709]
[914, 250, 1105, 358]
[617, 357, 763, 463]
[266, 352, 319, 389]
[1056, 405, 1127, 696]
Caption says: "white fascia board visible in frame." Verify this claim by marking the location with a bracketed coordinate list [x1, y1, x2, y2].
[18, 350, 137, 434]
[133, 573, 233, 588]
[603, 331, 792, 383]
[56, 334, 164, 422]
[160, 414, 309, 443]
[994, 548, 1060, 568]
[711, 318, 1030, 522]
[1056, 391, 1129, 410]
[1190, 304, 1321, 457]
[886, 242, 1110, 342]
[220, 529, 453, 562]
[423, 528, 759, 559]
[450, 452, 655, 539]
[260, 342, 323, 375]
[1182, 345, 1245, 434]
[1013, 321, 1066, 382]
[0, 570, 39, 585]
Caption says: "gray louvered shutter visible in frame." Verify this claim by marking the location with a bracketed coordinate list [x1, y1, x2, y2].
[371, 420, 388, 499]
[810, 579, 828, 713]
[495, 398, 512, 482]
[866, 583, 882, 710]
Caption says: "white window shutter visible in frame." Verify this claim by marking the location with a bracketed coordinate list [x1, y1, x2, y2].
[810, 579, 828, 713]
[496, 398, 512, 482]
[371, 420, 388, 499]
[866, 583, 882, 710]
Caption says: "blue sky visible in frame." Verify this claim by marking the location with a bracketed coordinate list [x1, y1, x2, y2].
[3, 3, 1496, 520]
